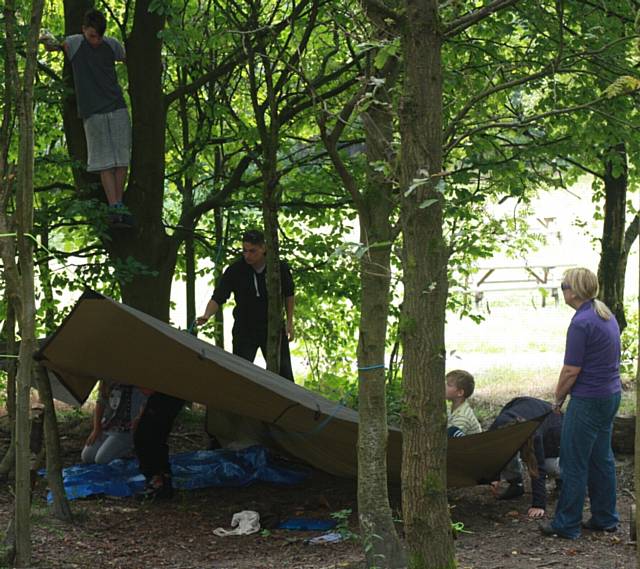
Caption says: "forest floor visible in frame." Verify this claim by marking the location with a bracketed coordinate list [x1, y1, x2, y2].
[0, 408, 636, 569]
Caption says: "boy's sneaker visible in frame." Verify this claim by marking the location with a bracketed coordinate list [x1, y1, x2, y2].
[115, 213, 135, 228]
[107, 206, 123, 226]
[107, 204, 135, 229]
[498, 480, 524, 500]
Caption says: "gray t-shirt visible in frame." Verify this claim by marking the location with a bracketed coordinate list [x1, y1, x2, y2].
[65, 34, 127, 119]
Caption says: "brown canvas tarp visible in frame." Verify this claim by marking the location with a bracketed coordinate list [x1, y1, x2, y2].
[37, 292, 543, 486]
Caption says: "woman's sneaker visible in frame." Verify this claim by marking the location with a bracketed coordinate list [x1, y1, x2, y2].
[135, 474, 174, 502]
[498, 480, 525, 500]
[582, 519, 618, 533]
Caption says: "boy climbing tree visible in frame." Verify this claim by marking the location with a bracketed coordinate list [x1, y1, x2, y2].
[40, 8, 133, 227]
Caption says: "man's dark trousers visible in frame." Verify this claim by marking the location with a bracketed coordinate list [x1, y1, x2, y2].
[134, 392, 185, 479]
[232, 330, 294, 381]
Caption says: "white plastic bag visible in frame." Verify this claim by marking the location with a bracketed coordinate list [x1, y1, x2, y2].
[213, 510, 261, 536]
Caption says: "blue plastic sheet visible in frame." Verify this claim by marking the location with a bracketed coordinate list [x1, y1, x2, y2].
[40, 446, 309, 502]
[277, 518, 337, 531]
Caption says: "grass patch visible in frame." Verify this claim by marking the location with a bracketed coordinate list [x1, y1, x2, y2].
[176, 404, 207, 425]
[618, 387, 636, 416]
[465, 363, 636, 427]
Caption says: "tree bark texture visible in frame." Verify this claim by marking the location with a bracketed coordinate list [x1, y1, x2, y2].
[111, 0, 178, 320]
[630, 253, 640, 569]
[0, 25, 17, 481]
[35, 366, 73, 521]
[398, 1, 454, 567]
[597, 143, 629, 331]
[177, 70, 197, 330]
[212, 207, 226, 348]
[244, 19, 284, 375]
[263, 192, 284, 375]
[5, 0, 45, 564]
[356, 67, 405, 569]
[0, 302, 17, 478]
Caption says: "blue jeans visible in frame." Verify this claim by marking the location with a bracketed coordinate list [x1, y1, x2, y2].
[552, 393, 620, 538]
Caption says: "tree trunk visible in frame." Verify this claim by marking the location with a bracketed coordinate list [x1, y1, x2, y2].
[212, 207, 225, 347]
[357, 216, 405, 568]
[0, 301, 17, 478]
[399, 1, 454, 567]
[178, 67, 196, 330]
[356, 66, 405, 568]
[243, 15, 284, 375]
[0, 0, 17, 485]
[611, 416, 635, 454]
[597, 142, 629, 331]
[263, 189, 284, 374]
[5, 0, 45, 564]
[185, 229, 196, 328]
[630, 256, 640, 569]
[35, 366, 73, 521]
[108, 0, 178, 320]
[39, 198, 57, 331]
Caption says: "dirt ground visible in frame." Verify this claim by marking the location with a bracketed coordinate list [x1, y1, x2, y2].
[0, 410, 636, 569]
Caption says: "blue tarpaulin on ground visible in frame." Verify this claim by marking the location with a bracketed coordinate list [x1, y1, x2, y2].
[41, 446, 309, 502]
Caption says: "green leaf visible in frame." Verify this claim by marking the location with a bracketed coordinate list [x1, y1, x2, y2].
[419, 198, 438, 209]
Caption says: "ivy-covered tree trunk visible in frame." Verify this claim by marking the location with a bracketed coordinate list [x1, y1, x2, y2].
[398, 0, 453, 567]
[597, 143, 630, 331]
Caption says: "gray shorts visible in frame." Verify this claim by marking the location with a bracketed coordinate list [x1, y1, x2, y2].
[83, 107, 131, 172]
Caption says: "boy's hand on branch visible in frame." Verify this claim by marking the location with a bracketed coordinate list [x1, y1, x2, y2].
[39, 31, 61, 52]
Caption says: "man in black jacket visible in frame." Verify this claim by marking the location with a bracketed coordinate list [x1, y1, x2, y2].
[489, 397, 562, 518]
[197, 229, 295, 380]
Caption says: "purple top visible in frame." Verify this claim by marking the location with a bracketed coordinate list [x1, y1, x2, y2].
[564, 300, 621, 398]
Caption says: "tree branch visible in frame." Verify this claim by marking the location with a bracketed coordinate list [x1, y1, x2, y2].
[444, 95, 613, 154]
[360, 0, 400, 34]
[445, 67, 554, 142]
[444, 0, 521, 38]
[187, 153, 254, 222]
[165, 0, 316, 107]
[624, 213, 639, 252]
[318, 97, 364, 209]
[555, 155, 604, 181]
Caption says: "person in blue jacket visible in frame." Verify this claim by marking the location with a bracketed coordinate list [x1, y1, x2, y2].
[489, 396, 562, 519]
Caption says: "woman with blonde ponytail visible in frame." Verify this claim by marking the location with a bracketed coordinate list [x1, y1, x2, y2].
[540, 268, 622, 539]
